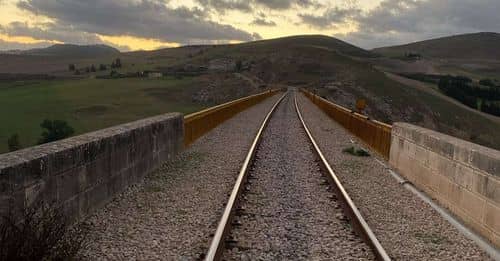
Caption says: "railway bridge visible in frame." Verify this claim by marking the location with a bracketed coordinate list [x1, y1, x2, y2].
[0, 89, 499, 260]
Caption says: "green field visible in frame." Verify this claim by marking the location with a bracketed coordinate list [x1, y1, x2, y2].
[0, 77, 205, 153]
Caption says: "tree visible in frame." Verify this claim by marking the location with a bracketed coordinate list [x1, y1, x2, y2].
[7, 134, 21, 152]
[111, 58, 122, 69]
[38, 119, 74, 145]
[115, 58, 122, 68]
[235, 60, 242, 72]
[479, 79, 495, 87]
[90, 64, 96, 72]
[68, 64, 75, 71]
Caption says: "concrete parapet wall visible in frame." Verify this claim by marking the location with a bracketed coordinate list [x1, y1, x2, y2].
[0, 113, 183, 221]
[390, 122, 500, 247]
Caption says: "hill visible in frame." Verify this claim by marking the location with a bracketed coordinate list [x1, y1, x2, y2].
[239, 35, 378, 58]
[373, 32, 500, 60]
[1, 34, 499, 152]
[24, 44, 120, 58]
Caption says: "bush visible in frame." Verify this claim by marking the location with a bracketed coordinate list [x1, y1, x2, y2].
[235, 60, 242, 72]
[38, 119, 74, 145]
[90, 65, 96, 72]
[68, 64, 75, 71]
[7, 134, 21, 152]
[342, 146, 370, 157]
[438, 75, 500, 116]
[99, 64, 107, 71]
[479, 79, 495, 87]
[0, 203, 87, 260]
[111, 58, 122, 69]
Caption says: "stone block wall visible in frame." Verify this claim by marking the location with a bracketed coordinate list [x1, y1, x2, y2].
[390, 122, 500, 247]
[0, 113, 183, 221]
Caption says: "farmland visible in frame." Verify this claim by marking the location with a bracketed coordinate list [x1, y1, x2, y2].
[0, 77, 204, 153]
[1, 34, 500, 153]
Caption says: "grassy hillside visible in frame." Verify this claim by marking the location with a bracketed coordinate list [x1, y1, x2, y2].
[175, 36, 500, 149]
[25, 44, 121, 58]
[374, 32, 500, 60]
[239, 35, 378, 58]
[0, 77, 206, 153]
[1, 34, 499, 152]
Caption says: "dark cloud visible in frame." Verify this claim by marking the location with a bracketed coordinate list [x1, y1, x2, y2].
[196, 0, 252, 13]
[199, 0, 321, 14]
[252, 32, 263, 40]
[2, 22, 104, 44]
[337, 0, 500, 48]
[250, 12, 277, 27]
[255, 0, 319, 9]
[299, 6, 360, 29]
[254, 0, 293, 9]
[251, 18, 277, 26]
[16, 0, 260, 44]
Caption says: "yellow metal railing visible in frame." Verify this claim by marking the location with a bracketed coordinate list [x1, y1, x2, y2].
[184, 89, 282, 147]
[301, 89, 392, 159]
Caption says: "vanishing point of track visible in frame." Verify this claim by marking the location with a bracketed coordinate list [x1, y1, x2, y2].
[205, 90, 391, 260]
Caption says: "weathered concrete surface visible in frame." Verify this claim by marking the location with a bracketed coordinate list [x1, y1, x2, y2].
[390, 122, 500, 247]
[0, 113, 183, 221]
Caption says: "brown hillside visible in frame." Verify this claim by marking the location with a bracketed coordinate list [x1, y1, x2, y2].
[373, 32, 500, 60]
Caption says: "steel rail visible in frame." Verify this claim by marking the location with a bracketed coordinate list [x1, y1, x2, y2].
[294, 92, 392, 261]
[205, 92, 288, 261]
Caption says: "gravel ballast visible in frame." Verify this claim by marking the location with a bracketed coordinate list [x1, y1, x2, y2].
[224, 93, 375, 260]
[296, 92, 492, 260]
[78, 94, 283, 260]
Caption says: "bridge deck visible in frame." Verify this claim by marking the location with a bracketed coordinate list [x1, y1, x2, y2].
[78, 94, 283, 260]
[296, 93, 491, 260]
[78, 92, 491, 260]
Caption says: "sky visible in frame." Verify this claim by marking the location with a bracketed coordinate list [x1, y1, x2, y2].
[0, 0, 499, 51]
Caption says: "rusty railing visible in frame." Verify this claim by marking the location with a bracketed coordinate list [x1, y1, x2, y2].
[184, 89, 282, 146]
[301, 89, 392, 159]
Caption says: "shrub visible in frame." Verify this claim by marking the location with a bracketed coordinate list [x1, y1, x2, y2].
[343, 146, 371, 157]
[111, 58, 122, 69]
[68, 64, 75, 71]
[479, 79, 495, 87]
[0, 203, 87, 260]
[99, 64, 107, 71]
[38, 119, 74, 145]
[7, 134, 21, 152]
[90, 65, 96, 72]
[115, 58, 122, 68]
[235, 60, 242, 72]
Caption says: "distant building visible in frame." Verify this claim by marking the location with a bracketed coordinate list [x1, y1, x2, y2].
[209, 58, 236, 72]
[147, 72, 163, 78]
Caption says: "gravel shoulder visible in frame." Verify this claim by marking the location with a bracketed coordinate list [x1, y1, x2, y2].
[78, 94, 283, 260]
[224, 93, 374, 260]
[296, 92, 492, 260]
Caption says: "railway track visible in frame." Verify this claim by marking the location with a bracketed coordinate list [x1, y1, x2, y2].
[205, 90, 390, 260]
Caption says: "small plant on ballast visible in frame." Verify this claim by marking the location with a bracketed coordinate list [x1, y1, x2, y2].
[342, 146, 370, 157]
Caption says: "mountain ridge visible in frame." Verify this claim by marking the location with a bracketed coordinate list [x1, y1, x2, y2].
[22, 43, 121, 58]
[373, 32, 500, 60]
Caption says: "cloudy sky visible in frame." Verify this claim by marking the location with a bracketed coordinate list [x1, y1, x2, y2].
[0, 0, 498, 51]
